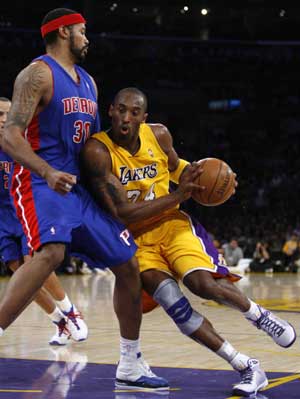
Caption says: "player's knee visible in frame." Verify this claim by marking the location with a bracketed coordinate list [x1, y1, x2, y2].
[113, 256, 140, 280]
[153, 278, 203, 335]
[184, 274, 220, 300]
[113, 257, 141, 300]
[38, 243, 65, 269]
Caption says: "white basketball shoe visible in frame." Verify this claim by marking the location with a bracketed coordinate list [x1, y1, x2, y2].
[233, 358, 268, 397]
[49, 318, 71, 346]
[64, 305, 88, 342]
[248, 305, 296, 348]
[116, 352, 169, 390]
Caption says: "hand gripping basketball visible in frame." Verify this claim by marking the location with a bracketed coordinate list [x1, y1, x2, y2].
[192, 158, 236, 206]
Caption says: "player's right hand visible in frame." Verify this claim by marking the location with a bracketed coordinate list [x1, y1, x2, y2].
[44, 167, 77, 195]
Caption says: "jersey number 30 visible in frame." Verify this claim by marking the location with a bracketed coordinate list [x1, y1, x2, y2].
[73, 120, 91, 143]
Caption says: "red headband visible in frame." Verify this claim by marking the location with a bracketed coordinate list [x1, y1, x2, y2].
[41, 13, 86, 38]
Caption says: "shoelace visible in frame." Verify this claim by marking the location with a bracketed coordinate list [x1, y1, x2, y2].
[57, 319, 71, 337]
[239, 367, 254, 384]
[67, 309, 84, 329]
[139, 358, 157, 378]
[257, 312, 285, 337]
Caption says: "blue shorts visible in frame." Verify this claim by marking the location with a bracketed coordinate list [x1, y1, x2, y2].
[12, 178, 137, 268]
[0, 207, 29, 263]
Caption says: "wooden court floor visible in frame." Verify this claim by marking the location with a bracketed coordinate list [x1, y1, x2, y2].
[0, 271, 299, 398]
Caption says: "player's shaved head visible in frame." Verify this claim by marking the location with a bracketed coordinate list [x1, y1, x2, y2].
[113, 88, 148, 112]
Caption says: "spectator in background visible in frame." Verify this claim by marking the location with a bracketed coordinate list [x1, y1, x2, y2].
[249, 241, 272, 272]
[282, 233, 299, 272]
[223, 238, 244, 267]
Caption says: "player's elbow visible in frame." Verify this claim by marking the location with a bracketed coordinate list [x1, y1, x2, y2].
[117, 205, 137, 226]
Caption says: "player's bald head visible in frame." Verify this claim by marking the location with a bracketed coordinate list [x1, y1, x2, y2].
[113, 88, 148, 112]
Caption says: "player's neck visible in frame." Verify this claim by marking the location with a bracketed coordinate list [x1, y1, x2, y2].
[47, 50, 79, 83]
[125, 138, 140, 155]
[108, 129, 140, 155]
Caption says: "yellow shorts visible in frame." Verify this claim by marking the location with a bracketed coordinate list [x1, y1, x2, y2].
[134, 211, 239, 281]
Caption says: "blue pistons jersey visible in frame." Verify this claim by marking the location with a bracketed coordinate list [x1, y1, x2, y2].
[9, 54, 136, 267]
[14, 54, 100, 179]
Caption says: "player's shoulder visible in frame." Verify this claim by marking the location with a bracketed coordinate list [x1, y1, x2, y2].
[84, 135, 110, 156]
[24, 59, 51, 77]
[81, 136, 112, 172]
[147, 123, 169, 136]
[15, 59, 52, 90]
[147, 123, 172, 149]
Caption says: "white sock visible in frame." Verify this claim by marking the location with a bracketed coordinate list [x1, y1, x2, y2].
[216, 340, 238, 362]
[47, 306, 65, 323]
[120, 337, 141, 361]
[230, 353, 251, 371]
[0, 327, 3, 336]
[216, 341, 250, 371]
[56, 295, 73, 313]
[243, 299, 262, 321]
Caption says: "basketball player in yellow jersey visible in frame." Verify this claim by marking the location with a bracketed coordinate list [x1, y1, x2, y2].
[80, 87, 296, 397]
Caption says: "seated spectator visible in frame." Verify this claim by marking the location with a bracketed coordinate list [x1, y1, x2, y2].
[249, 241, 272, 272]
[282, 234, 299, 272]
[222, 238, 244, 266]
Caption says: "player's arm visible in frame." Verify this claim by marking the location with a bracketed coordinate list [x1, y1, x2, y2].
[1, 62, 76, 194]
[150, 123, 196, 184]
[150, 123, 237, 194]
[80, 139, 203, 225]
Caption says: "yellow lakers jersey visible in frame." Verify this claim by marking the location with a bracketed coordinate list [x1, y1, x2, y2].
[93, 123, 179, 235]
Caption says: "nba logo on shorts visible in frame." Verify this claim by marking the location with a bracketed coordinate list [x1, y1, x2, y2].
[120, 229, 131, 246]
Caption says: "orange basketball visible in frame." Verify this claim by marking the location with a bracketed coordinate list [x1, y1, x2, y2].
[192, 158, 235, 206]
[142, 289, 159, 314]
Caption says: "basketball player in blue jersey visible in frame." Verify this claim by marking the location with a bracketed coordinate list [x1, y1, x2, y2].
[80, 87, 297, 397]
[0, 96, 89, 345]
[0, 9, 168, 390]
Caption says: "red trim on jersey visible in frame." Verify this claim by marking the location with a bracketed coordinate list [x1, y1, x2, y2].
[41, 14, 86, 38]
[11, 164, 42, 253]
[26, 116, 41, 151]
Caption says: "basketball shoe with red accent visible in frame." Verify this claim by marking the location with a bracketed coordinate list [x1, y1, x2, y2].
[64, 305, 88, 342]
[49, 318, 71, 346]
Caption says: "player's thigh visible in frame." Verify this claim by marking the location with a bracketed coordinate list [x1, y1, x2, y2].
[135, 240, 173, 276]
[163, 215, 218, 279]
[14, 183, 79, 251]
[73, 193, 137, 268]
[141, 269, 173, 295]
